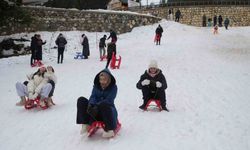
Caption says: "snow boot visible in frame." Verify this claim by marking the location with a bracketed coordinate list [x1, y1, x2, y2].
[46, 97, 54, 107]
[102, 130, 115, 138]
[16, 96, 26, 106]
[80, 124, 89, 135]
[162, 106, 169, 112]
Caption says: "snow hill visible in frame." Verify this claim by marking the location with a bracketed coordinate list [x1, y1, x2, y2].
[0, 20, 250, 150]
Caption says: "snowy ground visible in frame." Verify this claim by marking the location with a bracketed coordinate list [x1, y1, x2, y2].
[0, 20, 250, 150]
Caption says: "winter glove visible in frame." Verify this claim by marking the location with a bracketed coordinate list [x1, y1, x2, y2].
[141, 79, 150, 86]
[156, 81, 162, 88]
[87, 104, 98, 118]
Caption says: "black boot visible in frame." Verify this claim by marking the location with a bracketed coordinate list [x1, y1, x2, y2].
[139, 104, 146, 110]
[162, 106, 169, 112]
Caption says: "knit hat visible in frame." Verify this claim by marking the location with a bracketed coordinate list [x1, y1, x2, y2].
[148, 60, 158, 69]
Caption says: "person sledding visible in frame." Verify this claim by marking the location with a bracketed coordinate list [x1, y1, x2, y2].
[15, 66, 57, 109]
[76, 69, 120, 138]
[136, 60, 169, 111]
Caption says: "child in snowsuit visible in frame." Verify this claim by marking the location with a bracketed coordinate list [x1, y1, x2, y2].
[136, 60, 169, 111]
[76, 69, 118, 138]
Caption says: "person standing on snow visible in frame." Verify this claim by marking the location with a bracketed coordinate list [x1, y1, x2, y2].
[224, 18, 230, 30]
[30, 34, 37, 66]
[107, 29, 117, 43]
[55, 33, 67, 64]
[136, 60, 169, 111]
[99, 35, 107, 60]
[105, 41, 116, 69]
[81, 34, 90, 59]
[76, 69, 119, 138]
[35, 34, 46, 66]
[155, 24, 163, 45]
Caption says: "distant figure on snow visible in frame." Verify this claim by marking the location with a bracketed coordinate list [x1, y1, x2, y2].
[224, 18, 230, 30]
[136, 60, 169, 111]
[99, 35, 107, 60]
[155, 24, 163, 45]
[55, 33, 67, 64]
[105, 42, 116, 69]
[175, 9, 181, 22]
[81, 34, 90, 59]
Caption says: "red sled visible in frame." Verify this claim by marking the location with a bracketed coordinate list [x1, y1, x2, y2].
[87, 120, 121, 138]
[24, 97, 54, 110]
[31, 60, 44, 67]
[144, 99, 162, 111]
[110, 52, 121, 69]
[154, 34, 160, 43]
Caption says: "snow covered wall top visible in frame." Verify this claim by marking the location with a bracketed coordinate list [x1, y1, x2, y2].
[0, 6, 161, 35]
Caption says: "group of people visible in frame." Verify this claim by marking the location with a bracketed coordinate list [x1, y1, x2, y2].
[76, 60, 169, 138]
[30, 34, 46, 67]
[80, 29, 117, 68]
[16, 65, 57, 108]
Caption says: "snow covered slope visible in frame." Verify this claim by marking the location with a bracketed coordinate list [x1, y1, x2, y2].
[0, 21, 250, 150]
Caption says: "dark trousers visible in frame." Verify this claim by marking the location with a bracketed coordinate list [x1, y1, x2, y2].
[141, 87, 166, 107]
[106, 57, 112, 68]
[76, 97, 117, 131]
[48, 80, 55, 97]
[30, 50, 36, 65]
[57, 47, 65, 63]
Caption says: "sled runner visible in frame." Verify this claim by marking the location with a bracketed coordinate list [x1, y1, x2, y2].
[31, 60, 44, 67]
[74, 52, 84, 59]
[144, 99, 162, 111]
[87, 120, 121, 138]
[24, 97, 55, 110]
[110, 52, 121, 69]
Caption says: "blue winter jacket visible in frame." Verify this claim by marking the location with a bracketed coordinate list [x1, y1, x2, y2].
[89, 69, 118, 126]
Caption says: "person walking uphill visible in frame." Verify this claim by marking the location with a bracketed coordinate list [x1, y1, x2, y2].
[55, 33, 67, 64]
[76, 69, 119, 138]
[136, 60, 169, 111]
[105, 42, 116, 69]
[107, 29, 117, 43]
[155, 24, 163, 45]
[81, 34, 90, 59]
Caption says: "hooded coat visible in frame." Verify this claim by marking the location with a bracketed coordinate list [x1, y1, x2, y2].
[89, 69, 118, 127]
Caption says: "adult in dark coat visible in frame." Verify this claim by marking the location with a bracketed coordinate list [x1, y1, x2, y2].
[105, 42, 116, 68]
[218, 15, 223, 27]
[136, 60, 169, 111]
[81, 34, 89, 59]
[175, 9, 181, 22]
[202, 15, 207, 27]
[155, 24, 163, 45]
[30, 34, 37, 66]
[36, 34, 46, 61]
[99, 35, 107, 59]
[76, 69, 118, 138]
[213, 15, 217, 26]
[224, 18, 230, 30]
[55, 33, 67, 64]
[107, 30, 117, 43]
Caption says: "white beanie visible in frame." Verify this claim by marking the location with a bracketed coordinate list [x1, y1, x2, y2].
[148, 60, 158, 69]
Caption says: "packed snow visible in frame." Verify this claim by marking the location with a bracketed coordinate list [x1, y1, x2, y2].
[0, 20, 250, 150]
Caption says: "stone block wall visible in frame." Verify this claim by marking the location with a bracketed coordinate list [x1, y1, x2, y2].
[0, 6, 161, 36]
[133, 6, 250, 27]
